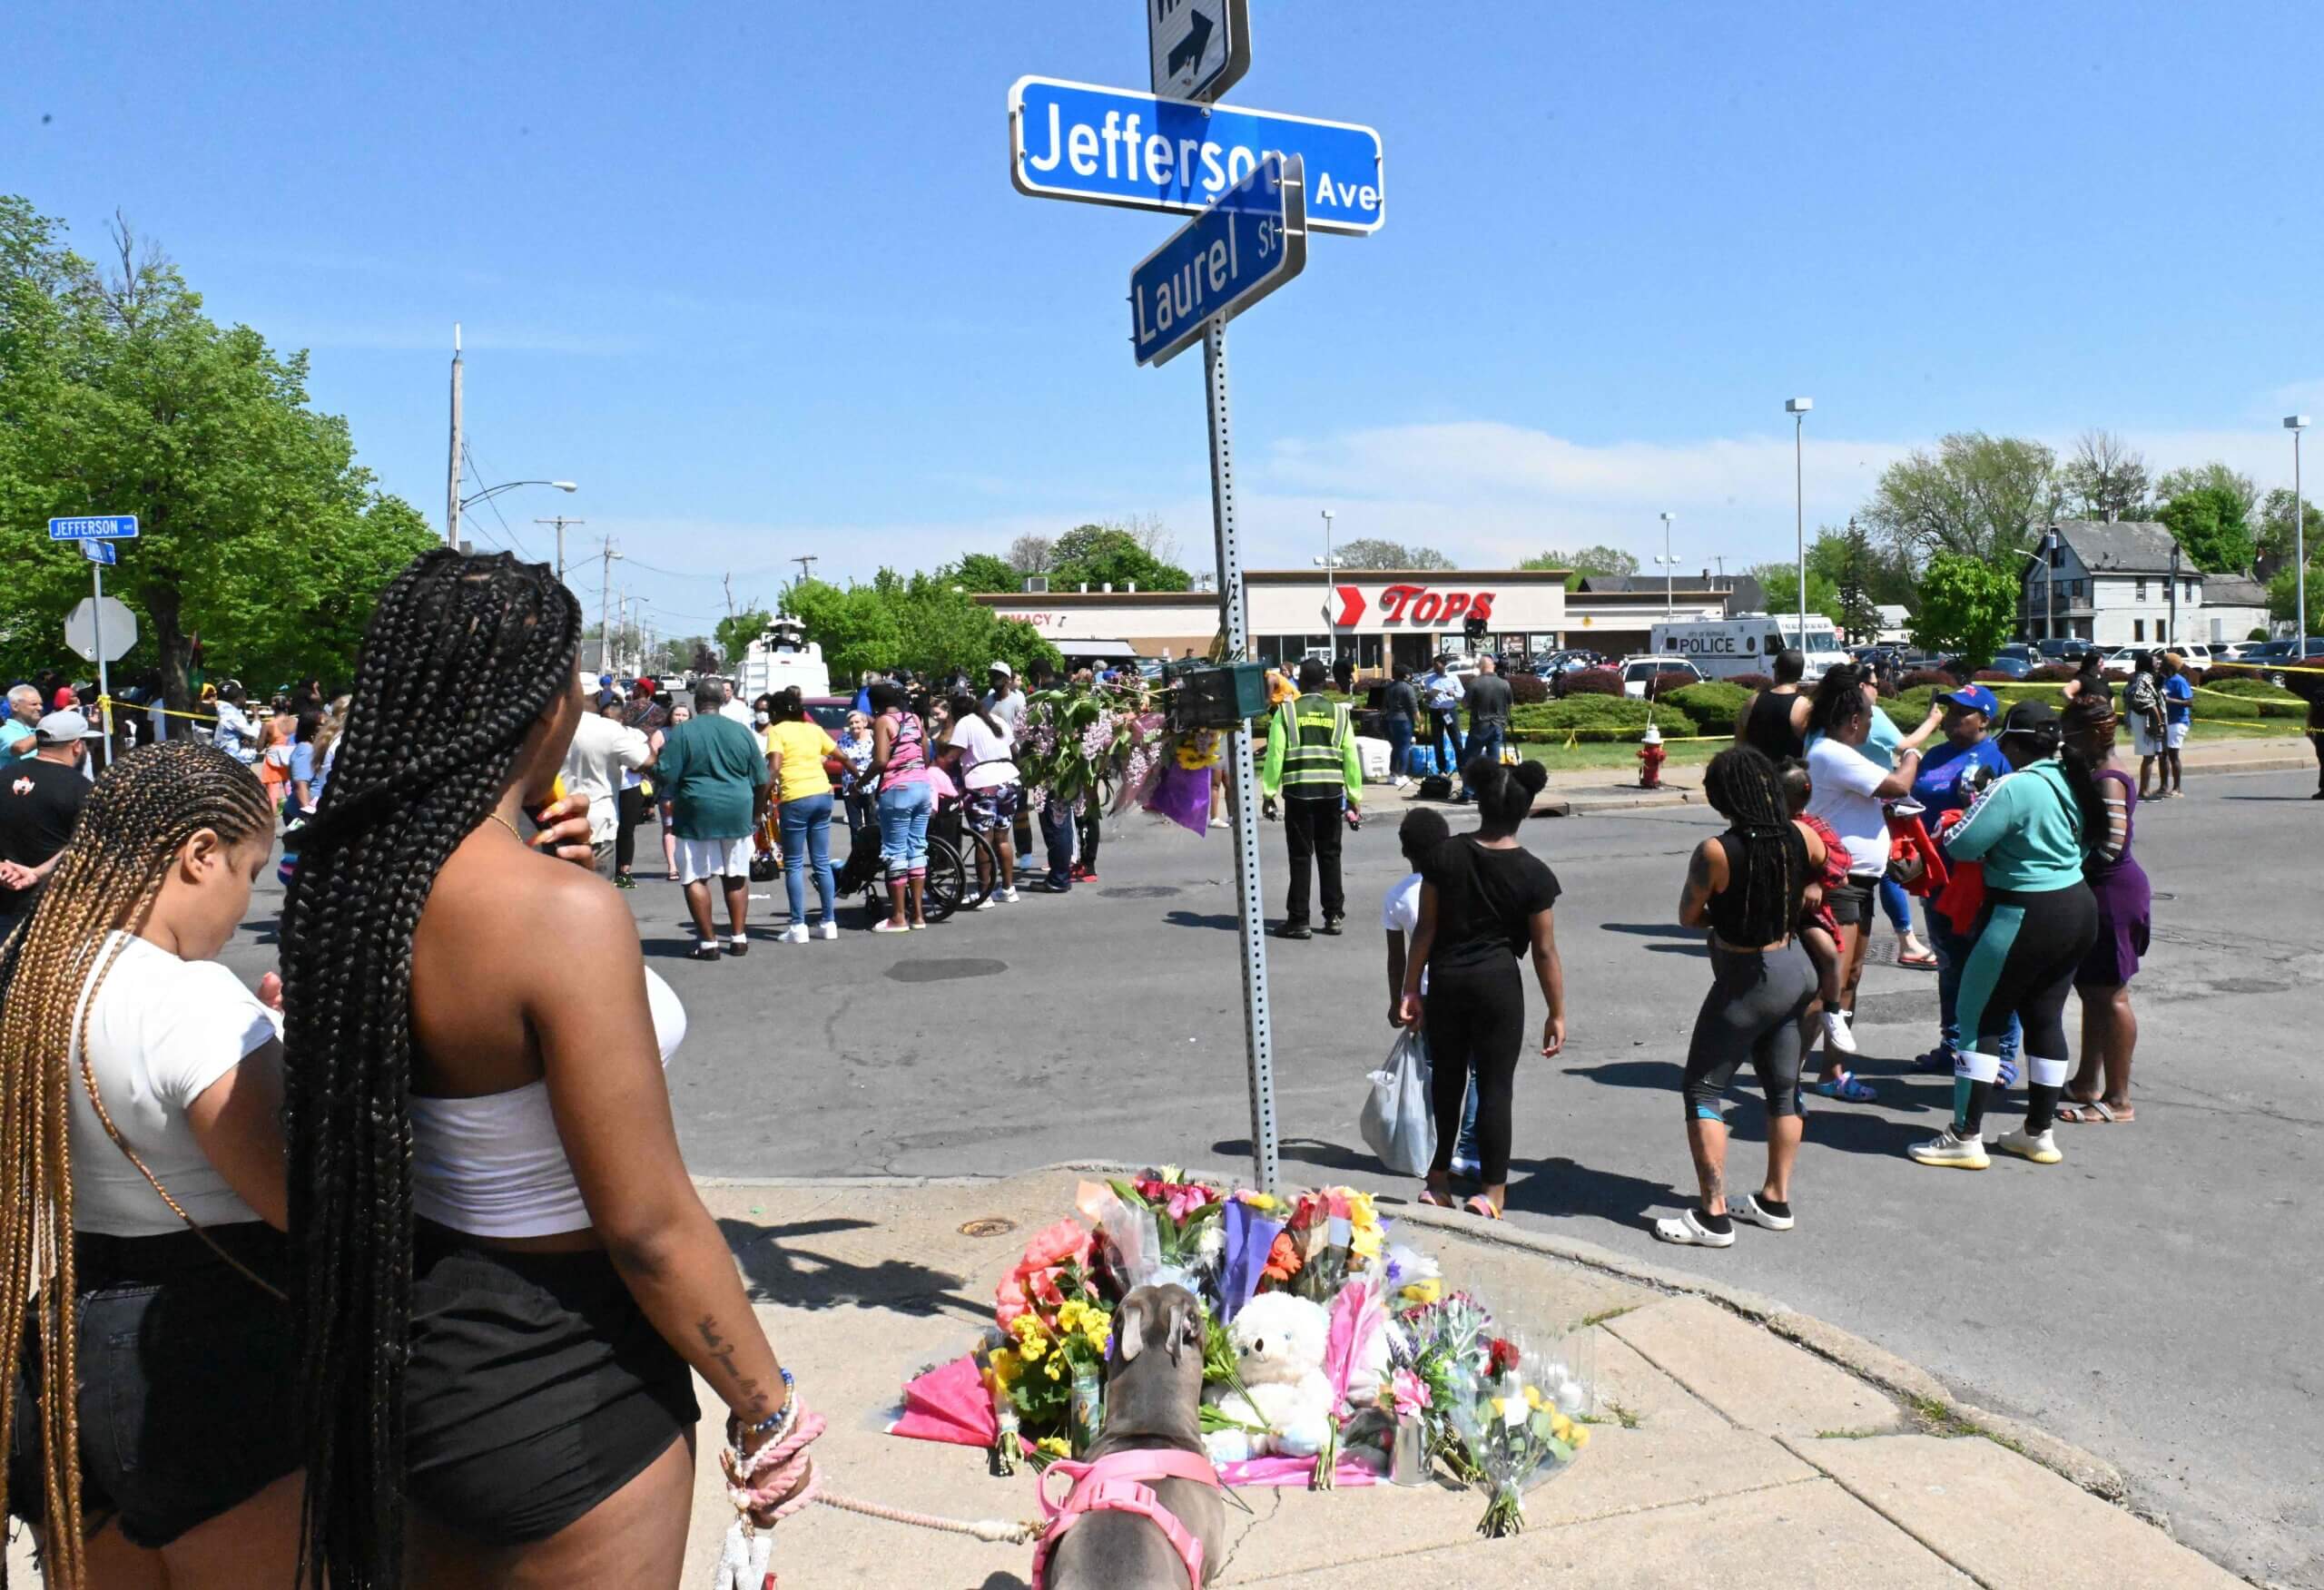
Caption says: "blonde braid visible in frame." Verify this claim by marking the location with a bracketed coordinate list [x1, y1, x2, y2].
[0, 741, 273, 1589]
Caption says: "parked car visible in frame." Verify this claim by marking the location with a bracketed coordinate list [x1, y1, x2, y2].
[1619, 655, 1705, 698]
[2035, 637, 2098, 660]
[1979, 653, 2034, 680]
[1995, 643, 2035, 663]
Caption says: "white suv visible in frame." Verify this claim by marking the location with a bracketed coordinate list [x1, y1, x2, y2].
[1620, 656, 1704, 698]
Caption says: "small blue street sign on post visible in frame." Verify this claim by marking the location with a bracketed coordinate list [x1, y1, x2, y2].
[83, 539, 117, 565]
[1130, 153, 1305, 368]
[49, 515, 139, 541]
[1010, 76, 1383, 235]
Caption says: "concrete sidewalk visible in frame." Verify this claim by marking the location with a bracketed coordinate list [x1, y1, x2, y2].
[675, 1166, 2243, 1588]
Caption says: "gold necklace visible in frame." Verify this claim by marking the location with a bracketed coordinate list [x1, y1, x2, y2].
[485, 811, 523, 841]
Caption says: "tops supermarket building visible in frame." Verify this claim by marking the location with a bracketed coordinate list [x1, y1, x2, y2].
[975, 570, 1740, 671]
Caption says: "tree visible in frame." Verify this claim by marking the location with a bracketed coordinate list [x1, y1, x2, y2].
[1007, 534, 1054, 574]
[2154, 484, 2254, 574]
[1831, 521, 1884, 643]
[714, 608, 773, 667]
[2267, 562, 2322, 633]
[1333, 537, 1455, 571]
[1803, 522, 1915, 605]
[1743, 562, 1845, 629]
[2154, 462, 2256, 525]
[1860, 432, 2059, 565]
[1048, 523, 1191, 592]
[1910, 552, 2018, 665]
[0, 201, 437, 707]
[785, 570, 1061, 684]
[688, 639, 720, 674]
[947, 553, 1019, 594]
[1519, 545, 1640, 589]
[2255, 487, 2321, 576]
[2059, 429, 2151, 521]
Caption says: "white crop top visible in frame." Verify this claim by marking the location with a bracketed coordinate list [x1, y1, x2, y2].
[409, 968, 687, 1239]
[68, 933, 278, 1237]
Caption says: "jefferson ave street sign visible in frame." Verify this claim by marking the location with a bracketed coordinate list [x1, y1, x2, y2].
[1130, 154, 1305, 367]
[1010, 76, 1384, 235]
[48, 514, 139, 541]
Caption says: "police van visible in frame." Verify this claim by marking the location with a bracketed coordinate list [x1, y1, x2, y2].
[1648, 617, 1851, 682]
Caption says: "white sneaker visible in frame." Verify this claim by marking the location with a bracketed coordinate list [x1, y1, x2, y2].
[1393, 776, 1410, 790]
[1821, 1009, 1859, 1056]
[1993, 1125, 2062, 1164]
[780, 923, 809, 945]
[972, 897, 1002, 911]
[998, 887, 1020, 904]
[815, 920, 839, 940]
[1209, 817, 1229, 829]
[1908, 1129, 1990, 1170]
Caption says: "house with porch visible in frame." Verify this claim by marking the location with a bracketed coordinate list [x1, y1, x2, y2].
[2018, 521, 2207, 648]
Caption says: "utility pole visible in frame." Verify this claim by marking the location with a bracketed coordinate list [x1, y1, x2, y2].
[446, 324, 464, 545]
[537, 515, 584, 582]
[791, 555, 818, 586]
[598, 537, 622, 673]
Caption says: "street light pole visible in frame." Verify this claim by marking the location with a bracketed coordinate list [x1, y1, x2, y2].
[2291, 416, 2311, 644]
[598, 537, 623, 673]
[1320, 508, 1335, 666]
[1657, 512, 1678, 620]
[536, 515, 585, 583]
[446, 324, 463, 545]
[1787, 398, 1813, 640]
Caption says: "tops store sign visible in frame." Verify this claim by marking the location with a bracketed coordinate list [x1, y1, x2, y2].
[1334, 584, 1497, 627]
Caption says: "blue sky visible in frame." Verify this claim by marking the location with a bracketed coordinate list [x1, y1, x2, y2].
[8, 1, 2319, 637]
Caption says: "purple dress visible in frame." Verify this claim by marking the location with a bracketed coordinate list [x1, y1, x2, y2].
[2077, 767, 2151, 986]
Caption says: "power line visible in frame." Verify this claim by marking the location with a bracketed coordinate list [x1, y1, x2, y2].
[461, 443, 537, 560]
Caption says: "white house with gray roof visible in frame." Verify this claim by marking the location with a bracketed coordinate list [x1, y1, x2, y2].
[2018, 520, 2211, 647]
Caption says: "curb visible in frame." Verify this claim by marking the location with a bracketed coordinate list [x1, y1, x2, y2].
[698, 1159, 2131, 1511]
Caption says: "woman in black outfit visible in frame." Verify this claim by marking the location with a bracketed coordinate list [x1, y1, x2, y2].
[1736, 649, 1811, 761]
[1658, 747, 1828, 1249]
[1397, 759, 1566, 1218]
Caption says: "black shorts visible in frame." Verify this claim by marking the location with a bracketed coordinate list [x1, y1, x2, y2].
[405, 1224, 700, 1546]
[1826, 878, 1876, 928]
[8, 1225, 298, 1549]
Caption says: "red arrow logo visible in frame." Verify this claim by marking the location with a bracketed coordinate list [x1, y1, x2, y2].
[1334, 584, 1366, 626]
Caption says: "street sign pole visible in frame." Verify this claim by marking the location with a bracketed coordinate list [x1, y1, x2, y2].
[92, 558, 112, 768]
[1202, 316, 1279, 1196]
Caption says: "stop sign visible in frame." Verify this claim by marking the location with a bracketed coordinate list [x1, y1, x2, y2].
[64, 595, 137, 662]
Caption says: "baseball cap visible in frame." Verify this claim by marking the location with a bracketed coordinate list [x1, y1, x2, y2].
[1996, 700, 2058, 740]
[35, 709, 89, 744]
[1935, 683, 1999, 717]
[989, 660, 1013, 678]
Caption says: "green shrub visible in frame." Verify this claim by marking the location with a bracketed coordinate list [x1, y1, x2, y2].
[2201, 676, 2301, 702]
[1508, 696, 1698, 742]
[1561, 668, 1622, 697]
[1663, 682, 1750, 736]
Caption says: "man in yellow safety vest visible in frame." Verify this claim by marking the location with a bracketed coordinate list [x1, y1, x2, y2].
[1260, 658, 1364, 939]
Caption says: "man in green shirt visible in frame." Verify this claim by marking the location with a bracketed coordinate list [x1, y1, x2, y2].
[1260, 658, 1364, 939]
[655, 680, 773, 959]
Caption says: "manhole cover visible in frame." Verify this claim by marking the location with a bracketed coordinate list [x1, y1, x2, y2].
[1100, 885, 1182, 899]
[884, 957, 1007, 984]
[959, 1217, 1018, 1239]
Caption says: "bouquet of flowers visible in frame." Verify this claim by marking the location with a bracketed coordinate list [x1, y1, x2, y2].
[1078, 1171, 1226, 1296]
[1256, 1186, 1387, 1304]
[1440, 1330, 1594, 1536]
[984, 1219, 1115, 1459]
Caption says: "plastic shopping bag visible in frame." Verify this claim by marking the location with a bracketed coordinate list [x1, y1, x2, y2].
[1361, 1029, 1436, 1176]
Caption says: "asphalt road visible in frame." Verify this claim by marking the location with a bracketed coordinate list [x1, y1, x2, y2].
[222, 766, 2321, 1585]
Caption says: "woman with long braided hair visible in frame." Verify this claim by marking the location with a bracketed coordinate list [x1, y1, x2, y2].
[1658, 747, 1828, 1249]
[281, 550, 806, 1588]
[1, 740, 302, 1587]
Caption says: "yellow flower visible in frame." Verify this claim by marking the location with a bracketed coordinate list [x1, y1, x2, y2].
[1009, 1313, 1045, 1342]
[1345, 1191, 1378, 1229]
[1399, 1279, 1443, 1306]
[1240, 1192, 1277, 1212]
[1018, 1332, 1049, 1363]
[989, 1349, 1022, 1386]
[1037, 1436, 1071, 1458]
[1351, 1225, 1384, 1261]
[1523, 1386, 1545, 1412]
[1057, 1301, 1088, 1334]
[1489, 1398, 1507, 1420]
[1569, 1425, 1590, 1448]
[1082, 1320, 1111, 1354]
[1550, 1412, 1573, 1441]
[1044, 1358, 1065, 1381]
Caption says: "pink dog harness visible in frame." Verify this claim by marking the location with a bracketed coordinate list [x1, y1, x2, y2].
[1029, 1448, 1221, 1590]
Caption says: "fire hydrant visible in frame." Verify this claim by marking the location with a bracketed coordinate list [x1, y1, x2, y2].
[1638, 722, 1666, 789]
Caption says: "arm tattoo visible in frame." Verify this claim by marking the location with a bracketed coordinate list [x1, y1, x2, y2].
[697, 1314, 771, 1418]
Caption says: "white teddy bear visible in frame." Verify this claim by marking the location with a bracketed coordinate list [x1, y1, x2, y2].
[1202, 1291, 1335, 1460]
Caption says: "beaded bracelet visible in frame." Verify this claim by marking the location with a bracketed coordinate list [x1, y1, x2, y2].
[734, 1368, 799, 1444]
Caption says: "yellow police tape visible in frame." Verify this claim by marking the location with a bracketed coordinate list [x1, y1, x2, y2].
[94, 695, 224, 724]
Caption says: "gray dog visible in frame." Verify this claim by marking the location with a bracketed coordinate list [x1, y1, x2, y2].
[1044, 1284, 1227, 1589]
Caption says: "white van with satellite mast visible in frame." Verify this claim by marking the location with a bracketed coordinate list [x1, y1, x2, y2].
[733, 615, 832, 702]
[1649, 616, 1851, 682]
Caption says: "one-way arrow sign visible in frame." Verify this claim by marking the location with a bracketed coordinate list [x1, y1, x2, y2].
[1149, 0, 1249, 103]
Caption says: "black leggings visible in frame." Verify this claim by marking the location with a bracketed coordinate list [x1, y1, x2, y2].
[1426, 959, 1526, 1185]
[614, 784, 646, 872]
[1955, 883, 2099, 1134]
[1681, 941, 1816, 1122]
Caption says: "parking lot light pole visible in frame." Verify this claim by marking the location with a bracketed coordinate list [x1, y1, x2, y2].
[1786, 398, 1813, 637]
[1655, 512, 1679, 620]
[2290, 417, 2310, 645]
